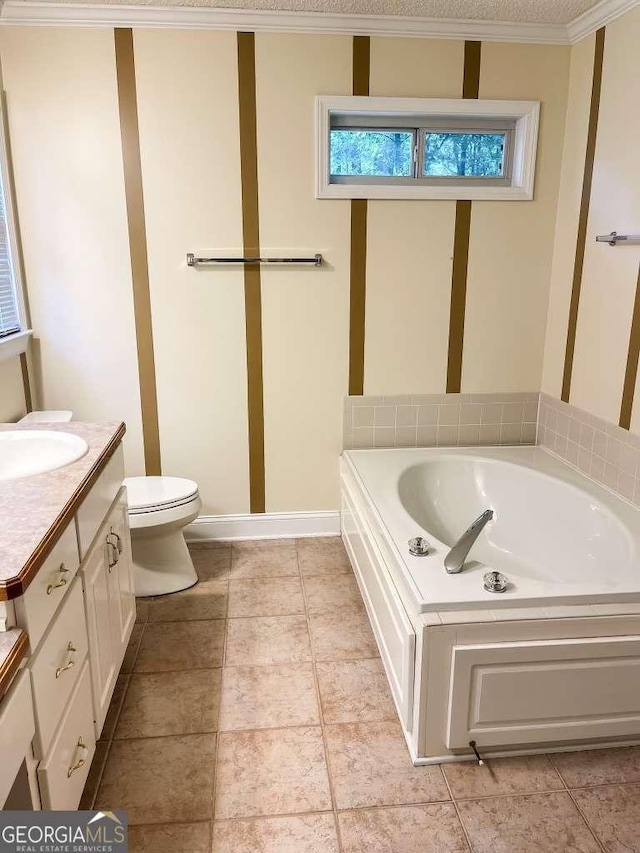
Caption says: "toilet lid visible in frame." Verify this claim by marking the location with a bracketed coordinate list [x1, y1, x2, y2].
[124, 476, 199, 513]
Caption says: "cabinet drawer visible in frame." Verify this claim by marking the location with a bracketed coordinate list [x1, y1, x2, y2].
[14, 522, 80, 650]
[0, 670, 35, 808]
[38, 660, 96, 810]
[76, 444, 124, 559]
[30, 578, 89, 759]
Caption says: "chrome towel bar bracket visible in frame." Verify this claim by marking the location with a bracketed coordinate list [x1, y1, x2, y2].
[187, 253, 323, 267]
[595, 232, 640, 246]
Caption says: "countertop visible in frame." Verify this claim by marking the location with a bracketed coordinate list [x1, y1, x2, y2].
[0, 421, 126, 600]
[0, 629, 28, 698]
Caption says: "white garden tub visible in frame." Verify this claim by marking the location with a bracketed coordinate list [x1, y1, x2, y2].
[340, 445, 640, 764]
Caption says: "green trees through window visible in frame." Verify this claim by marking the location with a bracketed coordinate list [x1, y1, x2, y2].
[423, 132, 505, 177]
[330, 130, 413, 177]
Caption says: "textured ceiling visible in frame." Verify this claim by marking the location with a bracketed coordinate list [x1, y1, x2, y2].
[52, 0, 603, 25]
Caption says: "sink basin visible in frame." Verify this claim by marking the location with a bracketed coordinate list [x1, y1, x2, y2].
[0, 430, 89, 482]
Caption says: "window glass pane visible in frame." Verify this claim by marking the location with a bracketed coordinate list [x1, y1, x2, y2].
[423, 132, 506, 177]
[0, 171, 20, 339]
[330, 129, 413, 177]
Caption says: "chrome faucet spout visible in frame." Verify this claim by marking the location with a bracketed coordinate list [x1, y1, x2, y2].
[444, 509, 494, 574]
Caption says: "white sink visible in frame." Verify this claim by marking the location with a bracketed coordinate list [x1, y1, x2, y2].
[0, 430, 89, 482]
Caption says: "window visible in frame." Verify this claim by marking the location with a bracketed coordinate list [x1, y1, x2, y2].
[0, 97, 29, 359]
[316, 96, 540, 201]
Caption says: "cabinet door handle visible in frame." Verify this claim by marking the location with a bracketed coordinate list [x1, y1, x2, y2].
[106, 536, 119, 570]
[55, 642, 77, 679]
[110, 526, 123, 554]
[67, 736, 88, 778]
[47, 564, 69, 595]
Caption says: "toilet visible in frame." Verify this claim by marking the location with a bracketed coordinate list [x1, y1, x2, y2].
[123, 476, 202, 598]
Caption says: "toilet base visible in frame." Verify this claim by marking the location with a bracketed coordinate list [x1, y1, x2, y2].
[130, 526, 198, 597]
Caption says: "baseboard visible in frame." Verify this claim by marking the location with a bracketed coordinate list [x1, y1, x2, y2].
[185, 510, 341, 542]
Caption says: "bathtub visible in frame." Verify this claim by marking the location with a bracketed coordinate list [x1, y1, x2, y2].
[340, 445, 640, 765]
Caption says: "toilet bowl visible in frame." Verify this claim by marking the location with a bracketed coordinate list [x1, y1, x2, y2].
[123, 476, 202, 597]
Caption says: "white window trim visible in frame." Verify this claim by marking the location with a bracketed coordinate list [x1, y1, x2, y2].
[315, 95, 540, 201]
[0, 93, 31, 363]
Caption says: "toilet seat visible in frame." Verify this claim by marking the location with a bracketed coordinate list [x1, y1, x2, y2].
[124, 476, 199, 515]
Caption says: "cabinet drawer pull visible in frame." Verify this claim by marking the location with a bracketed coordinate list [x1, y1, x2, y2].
[67, 736, 88, 778]
[47, 564, 69, 595]
[55, 642, 77, 679]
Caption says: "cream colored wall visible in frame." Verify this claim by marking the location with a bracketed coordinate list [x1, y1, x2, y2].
[133, 30, 250, 515]
[543, 7, 640, 434]
[0, 356, 25, 421]
[255, 33, 351, 511]
[0, 27, 145, 474]
[365, 38, 463, 395]
[463, 43, 570, 393]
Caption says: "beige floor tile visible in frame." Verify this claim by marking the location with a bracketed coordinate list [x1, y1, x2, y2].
[79, 741, 109, 810]
[147, 580, 228, 622]
[338, 804, 469, 853]
[100, 674, 130, 740]
[215, 727, 332, 819]
[212, 814, 339, 852]
[324, 721, 449, 809]
[128, 822, 211, 853]
[443, 755, 563, 799]
[308, 610, 379, 661]
[219, 663, 319, 731]
[228, 577, 305, 618]
[135, 600, 149, 624]
[552, 746, 640, 788]
[225, 616, 312, 666]
[303, 574, 364, 615]
[231, 540, 298, 579]
[297, 537, 351, 576]
[116, 669, 221, 739]
[135, 620, 225, 672]
[190, 546, 232, 581]
[573, 783, 640, 852]
[96, 733, 216, 825]
[121, 624, 144, 674]
[316, 659, 396, 724]
[457, 792, 601, 853]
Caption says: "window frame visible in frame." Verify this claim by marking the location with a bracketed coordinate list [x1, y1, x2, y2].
[0, 93, 30, 363]
[315, 95, 540, 201]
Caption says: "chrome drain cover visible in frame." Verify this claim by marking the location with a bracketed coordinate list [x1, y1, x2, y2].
[483, 571, 508, 593]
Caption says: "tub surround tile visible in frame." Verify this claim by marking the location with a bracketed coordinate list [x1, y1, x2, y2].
[303, 574, 365, 615]
[230, 540, 298, 579]
[146, 579, 228, 622]
[219, 663, 319, 731]
[212, 814, 340, 852]
[134, 620, 225, 672]
[324, 721, 449, 809]
[228, 577, 305, 618]
[457, 792, 601, 853]
[308, 610, 379, 662]
[96, 733, 216, 825]
[551, 747, 640, 788]
[297, 537, 351, 576]
[572, 784, 640, 852]
[316, 659, 396, 724]
[215, 727, 332, 819]
[128, 822, 212, 853]
[116, 669, 221, 739]
[338, 804, 469, 853]
[443, 755, 563, 799]
[225, 615, 312, 667]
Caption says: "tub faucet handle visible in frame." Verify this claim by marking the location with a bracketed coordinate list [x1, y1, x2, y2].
[408, 536, 431, 557]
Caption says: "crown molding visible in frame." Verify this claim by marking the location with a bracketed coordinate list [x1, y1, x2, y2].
[0, 1, 570, 43]
[1, 0, 638, 44]
[567, 0, 640, 41]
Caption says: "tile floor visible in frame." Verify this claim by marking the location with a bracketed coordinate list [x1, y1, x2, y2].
[81, 537, 640, 852]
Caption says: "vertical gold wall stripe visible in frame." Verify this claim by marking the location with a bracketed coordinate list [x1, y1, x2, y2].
[348, 35, 370, 396]
[619, 265, 640, 430]
[561, 27, 605, 403]
[446, 40, 481, 394]
[237, 32, 266, 514]
[114, 28, 162, 475]
[19, 352, 32, 413]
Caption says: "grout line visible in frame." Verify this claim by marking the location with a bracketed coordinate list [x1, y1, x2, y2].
[440, 767, 475, 852]
[549, 755, 607, 853]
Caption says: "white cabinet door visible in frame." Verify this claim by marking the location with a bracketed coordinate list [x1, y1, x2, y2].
[105, 492, 136, 668]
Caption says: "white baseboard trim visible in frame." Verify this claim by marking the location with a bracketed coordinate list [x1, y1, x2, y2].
[185, 510, 341, 542]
